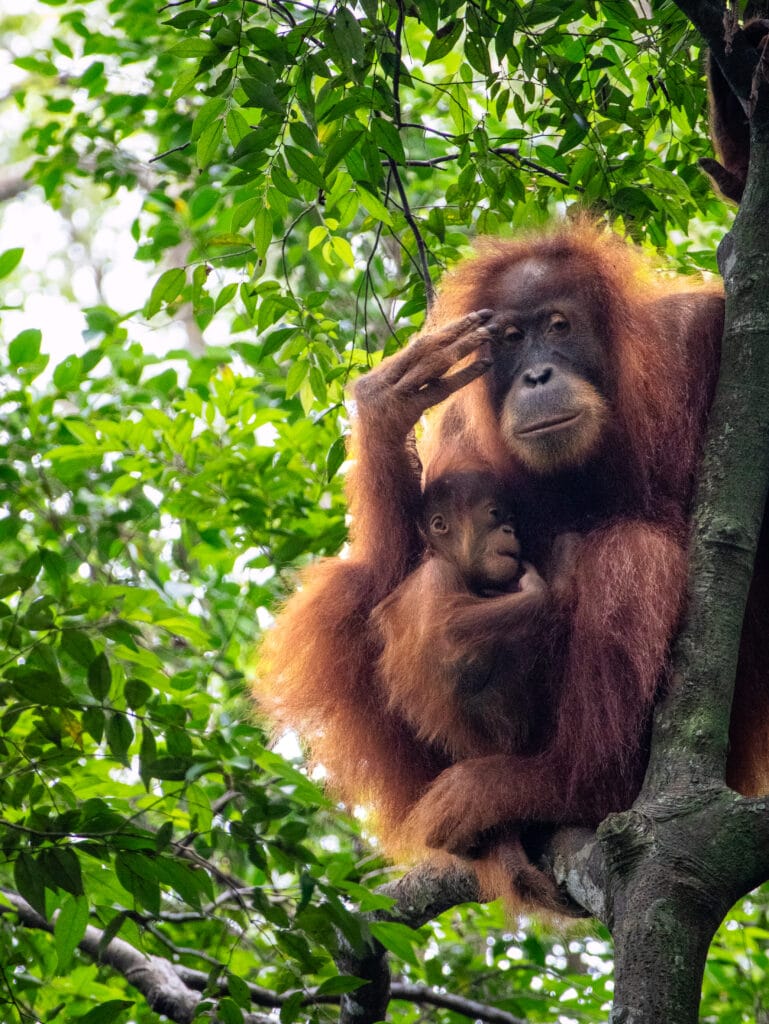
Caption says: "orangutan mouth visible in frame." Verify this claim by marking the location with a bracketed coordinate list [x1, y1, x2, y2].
[517, 411, 583, 436]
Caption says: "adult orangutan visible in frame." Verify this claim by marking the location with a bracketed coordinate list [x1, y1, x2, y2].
[256, 222, 769, 893]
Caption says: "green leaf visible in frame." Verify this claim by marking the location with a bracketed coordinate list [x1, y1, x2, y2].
[356, 185, 393, 226]
[75, 1001, 135, 1024]
[107, 713, 134, 765]
[0, 247, 23, 280]
[284, 360, 308, 399]
[87, 652, 111, 700]
[191, 96, 227, 141]
[333, 8, 365, 66]
[152, 857, 209, 909]
[169, 66, 198, 104]
[144, 756, 190, 781]
[82, 707, 105, 744]
[53, 354, 83, 390]
[271, 165, 302, 198]
[227, 972, 252, 1009]
[125, 678, 152, 709]
[241, 78, 283, 112]
[9, 329, 42, 366]
[42, 847, 84, 897]
[217, 997, 244, 1024]
[323, 127, 365, 175]
[63, 419, 99, 444]
[196, 119, 224, 169]
[0, 573, 31, 598]
[15, 55, 58, 75]
[424, 20, 463, 64]
[21, 596, 55, 630]
[288, 119, 320, 156]
[369, 921, 421, 966]
[329, 235, 354, 268]
[226, 108, 251, 147]
[279, 992, 304, 1024]
[308, 225, 327, 251]
[115, 852, 160, 914]
[168, 38, 218, 57]
[284, 146, 325, 188]
[214, 282, 238, 312]
[315, 975, 367, 995]
[60, 630, 97, 667]
[54, 894, 89, 972]
[145, 268, 186, 317]
[253, 208, 272, 260]
[370, 118, 405, 163]
[14, 852, 47, 916]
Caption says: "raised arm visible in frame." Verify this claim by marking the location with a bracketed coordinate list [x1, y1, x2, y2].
[347, 311, 494, 592]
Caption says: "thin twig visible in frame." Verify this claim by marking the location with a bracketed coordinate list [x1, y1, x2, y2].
[495, 148, 578, 190]
[149, 143, 192, 163]
[388, 158, 435, 308]
[391, 0, 406, 127]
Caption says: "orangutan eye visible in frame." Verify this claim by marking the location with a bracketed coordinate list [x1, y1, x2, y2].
[550, 314, 569, 332]
[503, 325, 523, 343]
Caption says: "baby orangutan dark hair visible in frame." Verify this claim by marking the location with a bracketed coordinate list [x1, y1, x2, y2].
[421, 470, 523, 595]
[373, 468, 569, 910]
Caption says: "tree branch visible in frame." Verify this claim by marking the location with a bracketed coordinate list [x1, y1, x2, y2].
[175, 956, 529, 1022]
[0, 891, 272, 1024]
[386, 145, 578, 189]
[672, 0, 764, 100]
[547, 828, 608, 922]
[333, 847, 603, 1024]
[0, 163, 33, 203]
[1, 885, 535, 1024]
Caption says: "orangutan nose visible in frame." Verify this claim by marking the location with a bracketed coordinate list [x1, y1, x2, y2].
[523, 364, 554, 387]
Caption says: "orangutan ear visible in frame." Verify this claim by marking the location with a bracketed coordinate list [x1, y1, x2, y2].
[429, 513, 449, 535]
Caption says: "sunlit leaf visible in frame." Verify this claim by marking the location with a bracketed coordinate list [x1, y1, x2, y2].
[0, 247, 23, 279]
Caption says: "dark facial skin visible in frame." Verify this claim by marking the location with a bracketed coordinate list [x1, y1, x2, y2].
[485, 262, 611, 473]
[429, 495, 522, 594]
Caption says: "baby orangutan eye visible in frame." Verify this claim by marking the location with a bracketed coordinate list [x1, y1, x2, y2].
[504, 325, 524, 342]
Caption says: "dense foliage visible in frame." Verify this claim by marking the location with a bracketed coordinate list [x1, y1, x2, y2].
[0, 0, 766, 1021]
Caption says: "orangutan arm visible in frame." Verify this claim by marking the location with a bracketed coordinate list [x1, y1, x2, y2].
[405, 521, 688, 855]
[347, 311, 494, 591]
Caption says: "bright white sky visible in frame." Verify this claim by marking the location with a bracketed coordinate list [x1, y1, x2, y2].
[0, 0, 236, 367]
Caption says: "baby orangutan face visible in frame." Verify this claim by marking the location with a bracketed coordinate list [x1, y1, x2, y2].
[428, 486, 522, 595]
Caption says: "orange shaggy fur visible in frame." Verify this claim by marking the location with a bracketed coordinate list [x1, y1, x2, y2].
[255, 221, 769, 906]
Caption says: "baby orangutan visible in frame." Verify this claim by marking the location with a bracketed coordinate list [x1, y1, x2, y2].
[373, 468, 569, 910]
